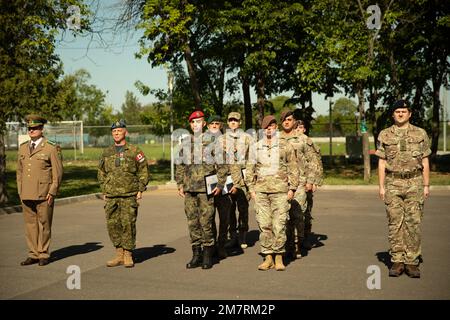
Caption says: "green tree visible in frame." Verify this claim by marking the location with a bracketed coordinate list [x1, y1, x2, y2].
[121, 91, 143, 125]
[0, 0, 89, 205]
[57, 69, 106, 124]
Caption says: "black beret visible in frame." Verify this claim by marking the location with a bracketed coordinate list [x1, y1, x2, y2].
[111, 119, 127, 130]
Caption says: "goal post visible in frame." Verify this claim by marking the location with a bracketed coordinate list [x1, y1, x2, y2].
[6, 120, 84, 158]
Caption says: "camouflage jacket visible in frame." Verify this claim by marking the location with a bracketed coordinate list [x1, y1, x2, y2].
[375, 124, 431, 173]
[245, 135, 299, 193]
[98, 143, 150, 197]
[175, 132, 228, 193]
[216, 129, 253, 190]
[279, 131, 323, 186]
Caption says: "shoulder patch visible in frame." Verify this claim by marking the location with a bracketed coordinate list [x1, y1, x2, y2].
[47, 140, 56, 146]
[135, 151, 146, 163]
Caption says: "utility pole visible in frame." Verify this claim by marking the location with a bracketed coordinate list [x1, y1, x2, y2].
[329, 98, 334, 165]
[167, 70, 176, 184]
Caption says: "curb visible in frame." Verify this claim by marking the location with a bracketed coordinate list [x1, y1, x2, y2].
[0, 184, 177, 215]
[1, 183, 448, 215]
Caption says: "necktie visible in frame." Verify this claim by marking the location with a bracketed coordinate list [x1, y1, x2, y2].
[30, 142, 35, 153]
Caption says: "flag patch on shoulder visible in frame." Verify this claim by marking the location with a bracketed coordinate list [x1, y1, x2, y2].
[136, 151, 145, 163]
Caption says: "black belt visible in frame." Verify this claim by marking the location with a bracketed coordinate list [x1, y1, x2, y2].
[387, 171, 422, 179]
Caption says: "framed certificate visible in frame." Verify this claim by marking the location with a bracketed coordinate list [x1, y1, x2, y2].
[222, 175, 234, 195]
[204, 173, 218, 196]
[241, 168, 247, 180]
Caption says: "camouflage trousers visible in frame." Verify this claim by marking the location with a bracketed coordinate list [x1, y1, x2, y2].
[212, 194, 232, 247]
[184, 192, 215, 247]
[229, 187, 250, 236]
[255, 192, 290, 254]
[105, 196, 138, 250]
[286, 187, 307, 253]
[304, 191, 314, 232]
[384, 176, 424, 266]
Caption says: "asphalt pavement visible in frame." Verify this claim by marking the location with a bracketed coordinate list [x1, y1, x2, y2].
[0, 187, 449, 300]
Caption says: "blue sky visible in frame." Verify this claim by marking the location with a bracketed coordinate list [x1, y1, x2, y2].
[54, 1, 449, 118]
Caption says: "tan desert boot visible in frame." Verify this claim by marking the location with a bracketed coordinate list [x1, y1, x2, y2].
[123, 249, 134, 268]
[275, 254, 286, 271]
[107, 247, 124, 267]
[258, 254, 274, 271]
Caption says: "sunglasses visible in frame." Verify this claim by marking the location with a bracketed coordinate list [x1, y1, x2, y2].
[28, 127, 42, 131]
[228, 118, 239, 122]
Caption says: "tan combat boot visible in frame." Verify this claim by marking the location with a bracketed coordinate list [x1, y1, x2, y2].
[258, 254, 274, 271]
[107, 247, 124, 267]
[123, 249, 134, 268]
[275, 254, 286, 271]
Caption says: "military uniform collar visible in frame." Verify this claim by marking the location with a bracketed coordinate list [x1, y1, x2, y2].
[226, 129, 242, 138]
[30, 137, 44, 148]
[112, 143, 129, 150]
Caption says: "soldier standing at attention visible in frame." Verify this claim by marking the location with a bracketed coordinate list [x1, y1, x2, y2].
[175, 110, 228, 269]
[204, 115, 232, 260]
[376, 100, 431, 278]
[98, 119, 150, 268]
[246, 115, 299, 271]
[294, 119, 323, 250]
[279, 111, 312, 259]
[17, 115, 63, 266]
[220, 112, 252, 250]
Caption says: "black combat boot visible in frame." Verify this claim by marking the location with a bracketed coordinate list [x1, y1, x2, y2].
[186, 245, 202, 269]
[202, 246, 214, 269]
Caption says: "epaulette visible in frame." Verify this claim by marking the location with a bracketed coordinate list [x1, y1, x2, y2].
[20, 140, 29, 146]
[47, 140, 56, 146]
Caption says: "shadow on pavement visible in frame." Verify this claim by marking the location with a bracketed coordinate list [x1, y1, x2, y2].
[299, 232, 328, 258]
[376, 251, 391, 268]
[225, 229, 259, 258]
[50, 242, 104, 262]
[376, 251, 423, 269]
[133, 244, 176, 264]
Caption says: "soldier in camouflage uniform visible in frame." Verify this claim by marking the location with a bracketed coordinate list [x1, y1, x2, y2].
[218, 112, 252, 250]
[375, 100, 431, 278]
[295, 119, 323, 250]
[279, 111, 322, 260]
[175, 110, 228, 269]
[246, 115, 299, 271]
[98, 119, 150, 268]
[204, 115, 232, 260]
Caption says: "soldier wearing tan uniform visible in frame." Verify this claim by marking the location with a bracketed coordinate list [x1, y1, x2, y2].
[17, 115, 63, 266]
[295, 119, 323, 250]
[376, 100, 431, 278]
[246, 115, 299, 271]
[218, 112, 252, 250]
[279, 111, 323, 259]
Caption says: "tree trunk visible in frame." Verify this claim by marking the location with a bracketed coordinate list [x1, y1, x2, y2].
[255, 72, 265, 128]
[183, 44, 202, 109]
[356, 83, 371, 182]
[242, 75, 252, 130]
[0, 135, 9, 205]
[431, 78, 441, 157]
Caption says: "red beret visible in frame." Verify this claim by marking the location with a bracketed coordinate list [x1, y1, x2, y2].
[188, 110, 205, 122]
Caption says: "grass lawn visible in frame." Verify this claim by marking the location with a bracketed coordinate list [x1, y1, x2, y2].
[3, 145, 449, 208]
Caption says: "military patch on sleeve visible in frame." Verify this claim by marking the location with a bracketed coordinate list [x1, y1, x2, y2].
[136, 151, 146, 163]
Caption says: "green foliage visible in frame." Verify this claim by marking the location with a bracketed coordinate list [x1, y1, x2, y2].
[57, 69, 106, 123]
[0, 0, 90, 132]
[121, 91, 143, 125]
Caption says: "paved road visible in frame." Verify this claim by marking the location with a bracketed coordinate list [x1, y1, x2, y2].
[1, 188, 449, 300]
